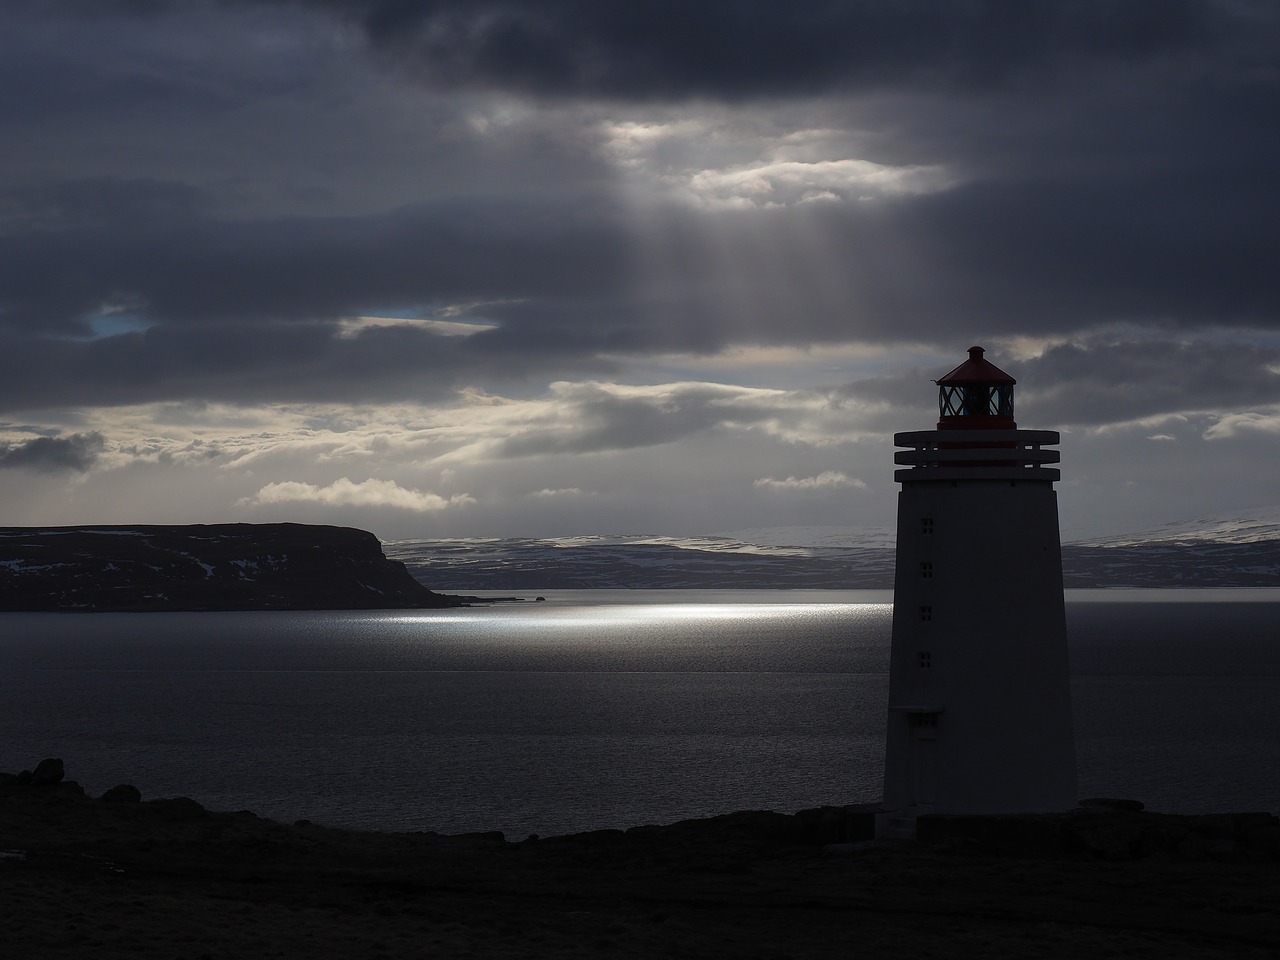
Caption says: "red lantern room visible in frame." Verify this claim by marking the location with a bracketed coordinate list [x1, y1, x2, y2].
[935, 345, 1016, 430]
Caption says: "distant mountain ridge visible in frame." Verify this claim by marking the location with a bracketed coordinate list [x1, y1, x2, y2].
[1057, 508, 1280, 588]
[388, 512, 1280, 590]
[389, 533, 896, 590]
[1073, 508, 1280, 547]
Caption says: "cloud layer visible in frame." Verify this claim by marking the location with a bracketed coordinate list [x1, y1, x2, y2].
[269, 1, 1240, 99]
[0, 432, 104, 472]
[0, 1, 1276, 539]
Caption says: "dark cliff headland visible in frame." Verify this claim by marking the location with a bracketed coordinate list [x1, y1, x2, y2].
[3, 761, 1279, 959]
[0, 523, 462, 611]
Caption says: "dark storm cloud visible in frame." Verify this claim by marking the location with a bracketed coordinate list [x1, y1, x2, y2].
[849, 169, 1278, 335]
[0, 0, 1275, 425]
[0, 180, 631, 335]
[1, 2, 302, 127]
[0, 317, 624, 411]
[241, 0, 1230, 100]
[1018, 338, 1280, 426]
[833, 370, 935, 414]
[0, 432, 104, 472]
[55, 0, 169, 13]
[0, 173, 708, 409]
[2, 169, 1278, 412]
[1, 178, 206, 233]
[494, 383, 787, 458]
[839, 338, 1280, 430]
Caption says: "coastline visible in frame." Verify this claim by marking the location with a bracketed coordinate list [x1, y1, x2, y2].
[4, 764, 1279, 958]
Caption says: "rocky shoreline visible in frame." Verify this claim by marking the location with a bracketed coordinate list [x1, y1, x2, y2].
[4, 759, 1279, 958]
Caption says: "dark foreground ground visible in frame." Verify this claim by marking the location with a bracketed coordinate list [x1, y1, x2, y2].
[3, 775, 1279, 959]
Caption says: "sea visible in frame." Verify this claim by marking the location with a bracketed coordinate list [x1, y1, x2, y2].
[1, 588, 1277, 839]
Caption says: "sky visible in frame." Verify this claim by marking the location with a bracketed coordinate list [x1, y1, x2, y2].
[1, 0, 1277, 543]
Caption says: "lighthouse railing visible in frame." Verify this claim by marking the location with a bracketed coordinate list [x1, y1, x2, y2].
[893, 429, 1061, 482]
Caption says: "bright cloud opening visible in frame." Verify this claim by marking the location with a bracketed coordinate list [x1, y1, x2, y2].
[242, 477, 475, 512]
[530, 487, 587, 498]
[754, 471, 865, 492]
[1204, 410, 1280, 440]
[600, 113, 957, 208]
[336, 315, 501, 340]
[684, 158, 954, 208]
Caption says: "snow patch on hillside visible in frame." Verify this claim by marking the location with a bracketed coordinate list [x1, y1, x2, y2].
[1077, 506, 1280, 547]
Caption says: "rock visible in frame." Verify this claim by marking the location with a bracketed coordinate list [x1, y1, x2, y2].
[918, 814, 1067, 857]
[30, 758, 64, 785]
[1079, 797, 1144, 812]
[1135, 821, 1188, 857]
[100, 784, 142, 803]
[1067, 816, 1148, 859]
[1189, 813, 1238, 839]
[1202, 837, 1242, 859]
[1243, 824, 1280, 857]
[148, 796, 207, 820]
[456, 830, 506, 842]
[1233, 812, 1278, 835]
[789, 805, 877, 845]
[1176, 833, 1207, 860]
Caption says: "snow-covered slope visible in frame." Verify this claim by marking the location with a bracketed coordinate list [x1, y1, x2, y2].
[1076, 506, 1280, 547]
[385, 531, 896, 590]
[388, 512, 1280, 591]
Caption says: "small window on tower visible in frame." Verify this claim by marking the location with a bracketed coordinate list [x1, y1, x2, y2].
[920, 561, 933, 579]
[921, 518, 934, 535]
[918, 651, 932, 668]
[919, 605, 932, 621]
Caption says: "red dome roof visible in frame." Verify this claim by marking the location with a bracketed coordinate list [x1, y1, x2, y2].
[935, 345, 1016, 386]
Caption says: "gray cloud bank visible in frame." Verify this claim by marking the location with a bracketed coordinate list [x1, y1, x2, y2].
[0, 432, 104, 472]
[1, 2, 1275, 411]
[240, 0, 1251, 99]
[0, 1, 1276, 538]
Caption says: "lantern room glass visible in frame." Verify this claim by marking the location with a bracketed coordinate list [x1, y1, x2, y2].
[938, 384, 1013, 420]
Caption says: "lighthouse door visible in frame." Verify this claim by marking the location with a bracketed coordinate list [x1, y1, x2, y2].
[909, 713, 939, 808]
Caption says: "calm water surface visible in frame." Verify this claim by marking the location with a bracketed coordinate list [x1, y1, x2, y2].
[1, 588, 1276, 837]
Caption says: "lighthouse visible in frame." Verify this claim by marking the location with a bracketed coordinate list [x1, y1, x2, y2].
[881, 346, 1076, 830]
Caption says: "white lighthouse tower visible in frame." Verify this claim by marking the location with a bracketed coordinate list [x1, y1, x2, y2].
[881, 346, 1076, 831]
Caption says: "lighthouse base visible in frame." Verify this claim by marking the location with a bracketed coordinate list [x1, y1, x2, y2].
[882, 477, 1077, 820]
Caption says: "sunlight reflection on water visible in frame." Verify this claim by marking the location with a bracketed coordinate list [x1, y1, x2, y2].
[409, 602, 892, 632]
